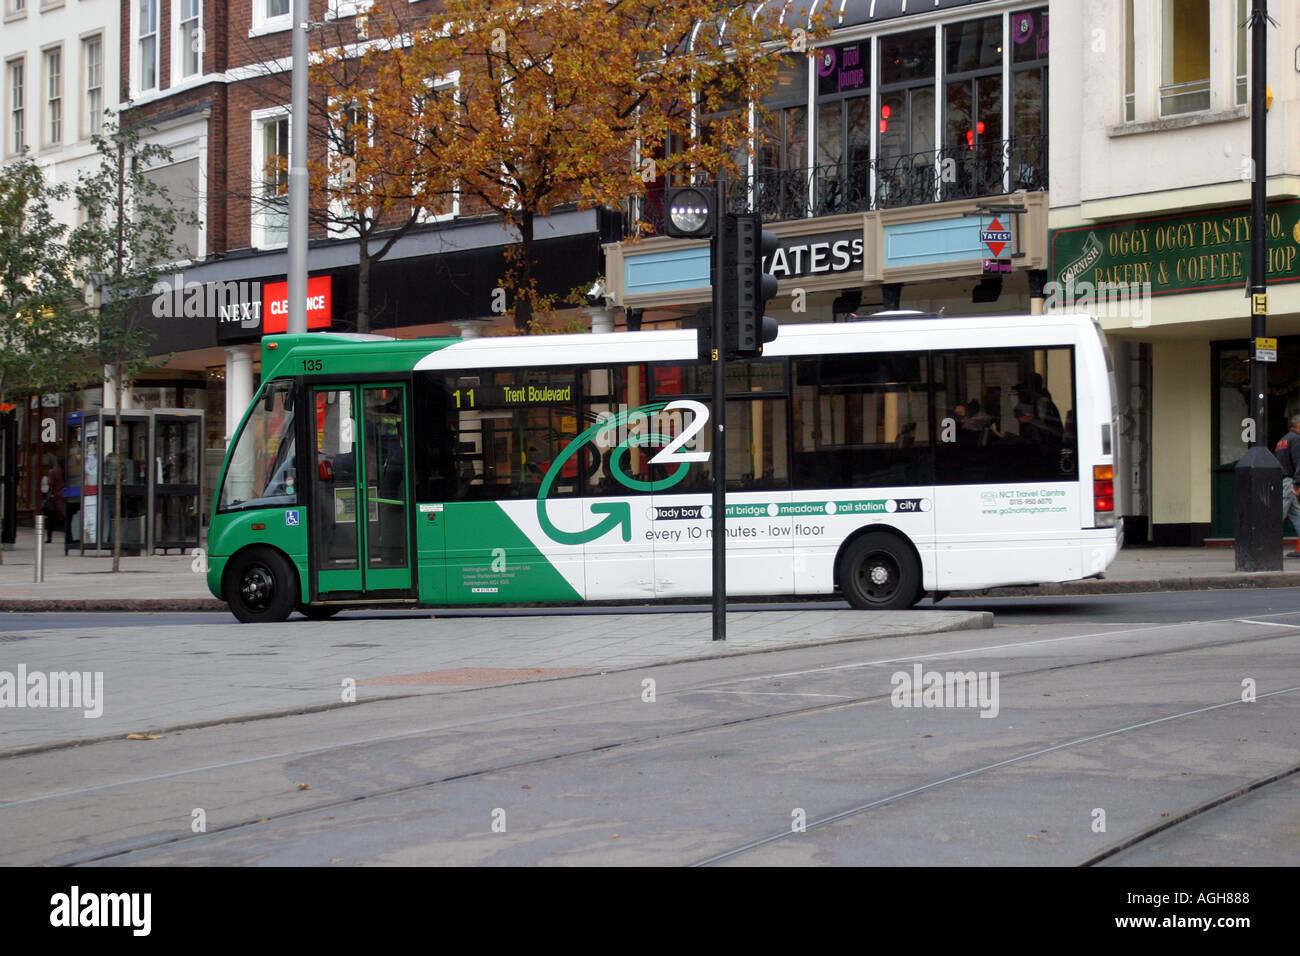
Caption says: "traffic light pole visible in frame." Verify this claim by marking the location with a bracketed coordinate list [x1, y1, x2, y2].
[711, 178, 728, 641]
[1234, 0, 1280, 571]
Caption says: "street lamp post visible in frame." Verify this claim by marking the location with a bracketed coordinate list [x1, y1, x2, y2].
[287, 0, 309, 336]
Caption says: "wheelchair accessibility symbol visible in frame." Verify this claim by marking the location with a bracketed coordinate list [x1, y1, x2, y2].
[285, 510, 300, 527]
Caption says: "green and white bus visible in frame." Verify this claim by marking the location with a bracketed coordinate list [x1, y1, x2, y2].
[208, 313, 1121, 622]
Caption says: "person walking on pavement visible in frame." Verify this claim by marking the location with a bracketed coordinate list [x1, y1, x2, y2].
[40, 458, 66, 544]
[1274, 414, 1300, 557]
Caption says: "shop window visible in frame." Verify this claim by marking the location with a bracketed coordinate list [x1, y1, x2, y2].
[756, 55, 809, 220]
[813, 41, 872, 216]
[877, 29, 936, 208]
[943, 16, 1004, 201]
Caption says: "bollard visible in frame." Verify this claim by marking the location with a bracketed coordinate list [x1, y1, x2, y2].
[34, 515, 45, 583]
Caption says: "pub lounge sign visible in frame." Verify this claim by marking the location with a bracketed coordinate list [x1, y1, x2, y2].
[1050, 201, 1300, 296]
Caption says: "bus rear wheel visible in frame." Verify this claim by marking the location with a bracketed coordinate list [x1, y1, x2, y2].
[839, 533, 921, 610]
[226, 547, 297, 623]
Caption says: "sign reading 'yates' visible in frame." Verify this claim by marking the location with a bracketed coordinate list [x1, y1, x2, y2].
[980, 218, 1012, 258]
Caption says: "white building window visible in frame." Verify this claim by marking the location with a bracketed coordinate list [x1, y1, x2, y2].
[179, 0, 202, 79]
[326, 99, 371, 238]
[84, 35, 103, 137]
[5, 0, 26, 16]
[7, 60, 24, 155]
[253, 0, 291, 35]
[1124, 0, 1136, 122]
[1160, 0, 1210, 116]
[44, 48, 62, 146]
[413, 77, 459, 223]
[139, 0, 160, 92]
[1235, 0, 1248, 107]
[253, 109, 290, 247]
[141, 158, 202, 261]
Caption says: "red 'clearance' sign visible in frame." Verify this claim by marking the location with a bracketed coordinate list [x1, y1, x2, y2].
[262, 276, 333, 333]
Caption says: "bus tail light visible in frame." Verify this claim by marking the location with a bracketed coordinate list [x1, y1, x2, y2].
[1094, 465, 1115, 526]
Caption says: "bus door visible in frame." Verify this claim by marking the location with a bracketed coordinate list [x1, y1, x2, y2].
[310, 384, 413, 598]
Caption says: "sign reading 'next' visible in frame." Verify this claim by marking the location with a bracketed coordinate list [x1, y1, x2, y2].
[215, 275, 336, 343]
[1050, 202, 1300, 296]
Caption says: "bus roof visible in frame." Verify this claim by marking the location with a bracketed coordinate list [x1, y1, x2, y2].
[259, 313, 1104, 380]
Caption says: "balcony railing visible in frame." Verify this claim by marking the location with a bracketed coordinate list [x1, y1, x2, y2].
[632, 135, 1046, 236]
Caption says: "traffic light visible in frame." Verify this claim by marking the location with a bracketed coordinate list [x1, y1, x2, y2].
[729, 213, 780, 356]
[662, 186, 716, 239]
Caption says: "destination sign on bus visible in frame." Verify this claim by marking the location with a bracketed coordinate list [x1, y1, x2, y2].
[452, 382, 574, 409]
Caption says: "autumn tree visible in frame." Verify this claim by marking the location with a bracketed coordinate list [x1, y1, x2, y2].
[297, 12, 448, 333]
[0, 156, 91, 559]
[336, 0, 822, 331]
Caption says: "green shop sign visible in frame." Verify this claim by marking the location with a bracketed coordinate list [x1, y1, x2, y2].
[1050, 202, 1300, 296]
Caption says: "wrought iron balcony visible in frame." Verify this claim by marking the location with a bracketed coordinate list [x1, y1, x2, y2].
[629, 135, 1046, 236]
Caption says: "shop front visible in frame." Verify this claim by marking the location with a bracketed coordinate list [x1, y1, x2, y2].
[1050, 199, 1300, 546]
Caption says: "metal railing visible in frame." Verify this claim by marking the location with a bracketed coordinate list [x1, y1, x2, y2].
[630, 135, 1047, 235]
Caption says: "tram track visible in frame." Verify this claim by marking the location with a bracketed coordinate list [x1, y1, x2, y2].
[1078, 761, 1300, 867]
[9, 615, 1300, 866]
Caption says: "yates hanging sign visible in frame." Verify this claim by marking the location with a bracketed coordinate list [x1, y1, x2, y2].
[1050, 202, 1300, 296]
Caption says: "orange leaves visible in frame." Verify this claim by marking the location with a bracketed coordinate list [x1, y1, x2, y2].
[306, 0, 825, 325]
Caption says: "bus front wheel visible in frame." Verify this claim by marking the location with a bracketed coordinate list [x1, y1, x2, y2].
[226, 547, 297, 624]
[839, 533, 921, 611]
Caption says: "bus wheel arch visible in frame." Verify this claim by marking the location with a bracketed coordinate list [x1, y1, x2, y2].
[834, 527, 923, 611]
[223, 545, 299, 624]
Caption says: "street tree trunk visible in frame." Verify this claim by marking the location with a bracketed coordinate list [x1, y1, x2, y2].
[357, 236, 372, 334]
[514, 210, 535, 333]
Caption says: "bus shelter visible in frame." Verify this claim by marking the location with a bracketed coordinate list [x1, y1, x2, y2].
[75, 408, 205, 555]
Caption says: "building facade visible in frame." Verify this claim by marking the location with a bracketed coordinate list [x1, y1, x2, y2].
[110, 0, 613, 526]
[2, 0, 121, 524]
[609, 0, 1053, 331]
[1051, 0, 1300, 544]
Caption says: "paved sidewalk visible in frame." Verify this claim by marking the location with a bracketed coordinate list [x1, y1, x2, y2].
[3, 531, 1300, 610]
